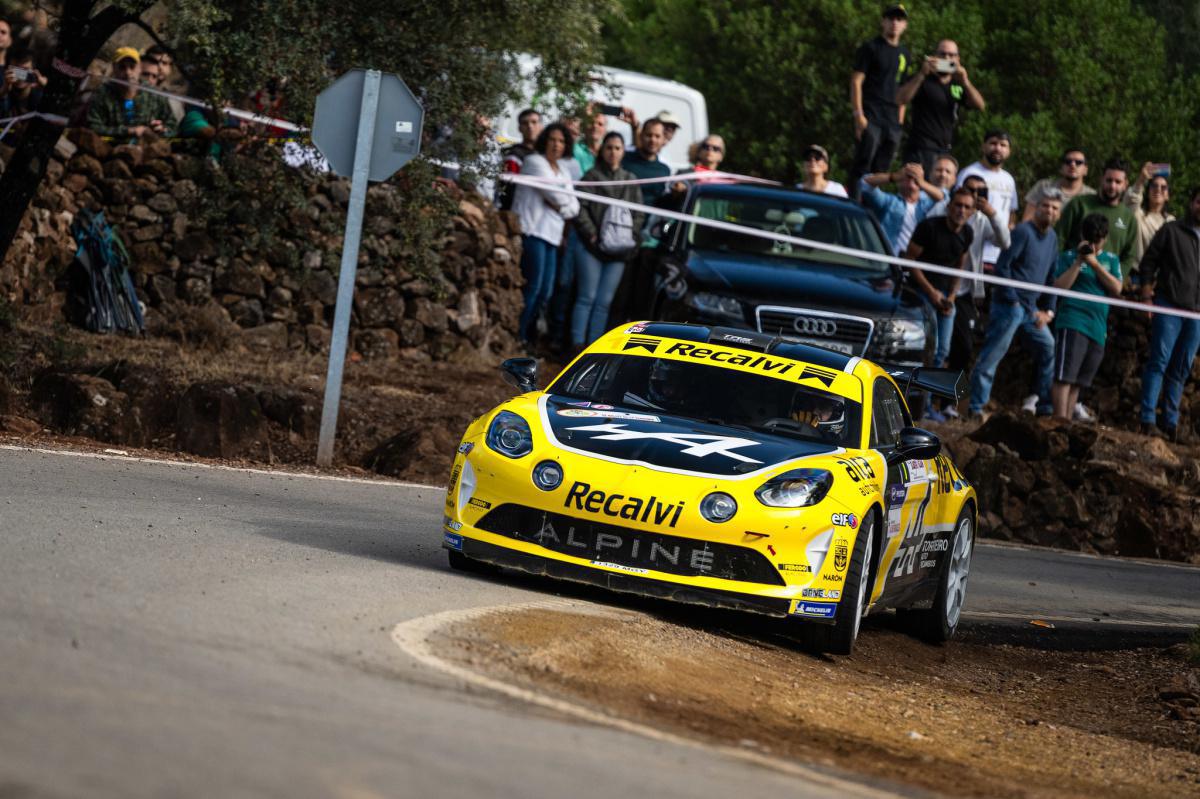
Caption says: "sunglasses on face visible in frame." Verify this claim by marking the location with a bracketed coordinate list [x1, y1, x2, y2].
[1149, 182, 1169, 191]
[700, 143, 723, 152]
[1063, 158, 1086, 166]
[936, 51, 958, 57]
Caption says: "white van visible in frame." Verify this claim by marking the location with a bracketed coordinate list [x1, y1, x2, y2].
[494, 56, 709, 171]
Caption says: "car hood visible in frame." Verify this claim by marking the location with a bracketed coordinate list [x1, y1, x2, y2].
[540, 395, 838, 478]
[687, 249, 902, 313]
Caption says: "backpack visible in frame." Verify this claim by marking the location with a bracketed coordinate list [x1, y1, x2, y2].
[64, 209, 145, 335]
[597, 202, 636, 257]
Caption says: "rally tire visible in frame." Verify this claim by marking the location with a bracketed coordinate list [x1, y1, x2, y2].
[447, 548, 500, 575]
[803, 510, 876, 656]
[901, 507, 974, 644]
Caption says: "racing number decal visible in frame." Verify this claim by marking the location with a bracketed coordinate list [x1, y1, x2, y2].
[891, 485, 932, 578]
[934, 455, 952, 495]
[837, 456, 876, 483]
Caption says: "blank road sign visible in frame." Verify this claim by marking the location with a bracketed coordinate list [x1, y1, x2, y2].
[311, 70, 425, 182]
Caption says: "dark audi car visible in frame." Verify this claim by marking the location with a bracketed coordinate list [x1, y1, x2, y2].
[650, 183, 933, 366]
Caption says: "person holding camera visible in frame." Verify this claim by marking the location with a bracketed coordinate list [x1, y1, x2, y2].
[896, 39, 985, 176]
[0, 48, 45, 122]
[1050, 214, 1123, 421]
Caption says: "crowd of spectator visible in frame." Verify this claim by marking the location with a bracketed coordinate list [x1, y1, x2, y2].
[501, 1, 1200, 442]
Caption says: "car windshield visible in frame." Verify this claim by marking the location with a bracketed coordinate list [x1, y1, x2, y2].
[548, 353, 862, 448]
[687, 193, 889, 272]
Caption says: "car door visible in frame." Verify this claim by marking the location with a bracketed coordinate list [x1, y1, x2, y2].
[870, 378, 939, 600]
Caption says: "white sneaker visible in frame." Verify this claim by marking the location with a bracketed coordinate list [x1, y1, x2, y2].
[1021, 394, 1038, 413]
[1073, 402, 1096, 423]
[943, 406, 960, 419]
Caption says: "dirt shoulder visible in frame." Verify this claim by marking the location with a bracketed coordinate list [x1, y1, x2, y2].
[432, 604, 1200, 799]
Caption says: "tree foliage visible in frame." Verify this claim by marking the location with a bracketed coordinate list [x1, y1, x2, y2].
[603, 0, 1200, 204]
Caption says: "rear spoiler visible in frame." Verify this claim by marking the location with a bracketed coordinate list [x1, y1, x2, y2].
[881, 365, 966, 401]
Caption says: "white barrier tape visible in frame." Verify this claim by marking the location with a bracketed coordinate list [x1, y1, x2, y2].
[504, 172, 1200, 322]
[0, 110, 70, 139]
[98, 76, 307, 132]
[568, 170, 780, 188]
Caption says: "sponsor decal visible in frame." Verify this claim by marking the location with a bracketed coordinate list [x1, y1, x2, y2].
[592, 560, 649, 575]
[822, 573, 844, 583]
[857, 483, 879, 496]
[557, 409, 661, 422]
[625, 324, 647, 334]
[777, 563, 812, 573]
[566, 423, 763, 464]
[566, 400, 592, 407]
[905, 459, 929, 483]
[767, 544, 777, 557]
[798, 365, 838, 387]
[801, 588, 841, 599]
[888, 484, 907, 506]
[564, 481, 685, 528]
[532, 516, 717, 573]
[832, 541, 849, 571]
[443, 532, 463, 550]
[443, 515, 463, 531]
[886, 509, 902, 538]
[593, 404, 614, 410]
[921, 538, 949, 552]
[445, 463, 461, 508]
[468, 497, 492, 510]
[624, 336, 660, 353]
[920, 557, 938, 569]
[831, 513, 858, 529]
[456, 441, 474, 455]
[662, 342, 796, 374]
[791, 600, 837, 618]
[837, 456, 877, 483]
[716, 333, 754, 345]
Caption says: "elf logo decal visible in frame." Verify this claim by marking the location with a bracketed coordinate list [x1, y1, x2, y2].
[565, 481, 684, 528]
[663, 342, 795, 374]
[624, 336, 660, 353]
[566, 423, 763, 464]
[799, 366, 838, 387]
[832, 541, 849, 571]
[831, 513, 858, 528]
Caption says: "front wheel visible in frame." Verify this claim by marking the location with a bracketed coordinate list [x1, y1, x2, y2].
[901, 507, 974, 643]
[804, 511, 876, 656]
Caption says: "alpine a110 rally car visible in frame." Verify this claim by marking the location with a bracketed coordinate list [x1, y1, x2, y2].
[442, 322, 977, 654]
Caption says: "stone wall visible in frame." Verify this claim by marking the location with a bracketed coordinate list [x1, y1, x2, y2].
[0, 129, 524, 363]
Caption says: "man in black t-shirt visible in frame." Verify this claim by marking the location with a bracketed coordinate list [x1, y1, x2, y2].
[904, 187, 977, 368]
[849, 5, 913, 200]
[896, 39, 986, 175]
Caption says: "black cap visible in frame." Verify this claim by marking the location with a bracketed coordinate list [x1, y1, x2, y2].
[983, 128, 1011, 144]
[883, 4, 908, 18]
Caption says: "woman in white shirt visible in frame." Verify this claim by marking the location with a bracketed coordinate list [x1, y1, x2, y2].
[512, 122, 580, 344]
[796, 144, 849, 197]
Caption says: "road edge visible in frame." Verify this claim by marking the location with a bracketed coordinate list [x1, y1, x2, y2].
[390, 600, 908, 799]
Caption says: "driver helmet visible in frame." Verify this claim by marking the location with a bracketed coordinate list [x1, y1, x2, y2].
[790, 388, 846, 438]
[648, 359, 689, 408]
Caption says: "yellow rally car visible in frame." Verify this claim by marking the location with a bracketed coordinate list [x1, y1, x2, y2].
[443, 323, 976, 654]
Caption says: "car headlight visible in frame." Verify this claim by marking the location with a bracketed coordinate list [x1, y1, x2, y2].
[688, 292, 744, 321]
[872, 318, 926, 355]
[699, 492, 738, 523]
[532, 460, 563, 490]
[755, 468, 833, 507]
[486, 411, 533, 458]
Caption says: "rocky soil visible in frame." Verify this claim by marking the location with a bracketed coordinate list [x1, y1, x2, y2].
[434, 604, 1200, 799]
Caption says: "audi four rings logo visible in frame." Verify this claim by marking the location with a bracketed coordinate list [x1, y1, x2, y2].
[793, 317, 838, 336]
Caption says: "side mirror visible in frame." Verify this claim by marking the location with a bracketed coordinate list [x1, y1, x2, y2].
[886, 426, 941, 466]
[500, 357, 538, 393]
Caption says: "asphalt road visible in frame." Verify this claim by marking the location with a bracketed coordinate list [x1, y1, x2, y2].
[2, 446, 1197, 799]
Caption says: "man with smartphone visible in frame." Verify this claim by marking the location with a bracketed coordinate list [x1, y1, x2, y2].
[896, 39, 985, 175]
[0, 48, 44, 123]
[85, 47, 176, 143]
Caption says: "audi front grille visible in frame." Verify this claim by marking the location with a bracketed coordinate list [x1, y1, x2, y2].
[754, 305, 874, 356]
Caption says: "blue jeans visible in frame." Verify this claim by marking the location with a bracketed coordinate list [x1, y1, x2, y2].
[1139, 298, 1200, 428]
[519, 234, 559, 342]
[934, 305, 956, 367]
[571, 249, 626, 346]
[548, 227, 582, 345]
[969, 301, 1055, 415]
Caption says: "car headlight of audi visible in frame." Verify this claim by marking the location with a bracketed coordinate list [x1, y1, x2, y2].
[871, 318, 927, 356]
[485, 411, 533, 458]
[755, 468, 833, 508]
[687, 292, 744, 322]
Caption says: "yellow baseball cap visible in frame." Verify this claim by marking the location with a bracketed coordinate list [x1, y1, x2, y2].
[112, 46, 140, 64]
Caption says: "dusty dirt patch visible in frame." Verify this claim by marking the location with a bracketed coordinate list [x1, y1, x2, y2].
[433, 605, 1200, 798]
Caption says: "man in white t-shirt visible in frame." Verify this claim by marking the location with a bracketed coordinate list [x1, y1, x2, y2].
[956, 129, 1017, 269]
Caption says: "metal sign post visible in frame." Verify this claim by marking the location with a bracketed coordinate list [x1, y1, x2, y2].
[311, 69, 424, 466]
